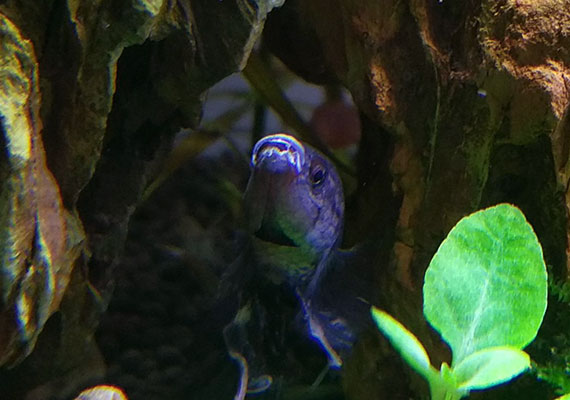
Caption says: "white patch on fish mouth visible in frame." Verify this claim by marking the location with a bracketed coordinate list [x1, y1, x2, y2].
[252, 133, 305, 174]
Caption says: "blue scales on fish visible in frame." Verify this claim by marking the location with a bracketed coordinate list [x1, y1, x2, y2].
[222, 133, 374, 398]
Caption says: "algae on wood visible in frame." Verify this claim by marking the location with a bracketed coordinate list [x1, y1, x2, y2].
[0, 0, 283, 397]
[263, 1, 570, 398]
[0, 13, 73, 367]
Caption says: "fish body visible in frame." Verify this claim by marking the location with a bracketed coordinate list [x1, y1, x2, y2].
[244, 134, 344, 286]
[223, 134, 372, 396]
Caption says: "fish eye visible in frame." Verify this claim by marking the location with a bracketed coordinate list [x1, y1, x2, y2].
[310, 162, 327, 187]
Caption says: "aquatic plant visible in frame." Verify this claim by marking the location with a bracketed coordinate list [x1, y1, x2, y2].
[372, 204, 548, 399]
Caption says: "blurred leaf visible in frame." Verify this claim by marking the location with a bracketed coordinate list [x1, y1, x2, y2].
[143, 130, 220, 200]
[203, 101, 252, 133]
[243, 52, 355, 176]
[208, 89, 257, 101]
[144, 99, 254, 201]
[215, 178, 244, 220]
[243, 52, 312, 138]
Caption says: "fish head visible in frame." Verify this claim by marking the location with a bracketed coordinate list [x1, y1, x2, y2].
[244, 134, 344, 262]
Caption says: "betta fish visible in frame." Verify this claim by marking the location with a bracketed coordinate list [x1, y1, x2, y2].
[222, 134, 374, 398]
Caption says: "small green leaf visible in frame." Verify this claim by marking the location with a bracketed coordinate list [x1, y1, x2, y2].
[431, 363, 469, 400]
[371, 308, 436, 381]
[454, 346, 530, 390]
[423, 204, 547, 364]
[440, 362, 456, 385]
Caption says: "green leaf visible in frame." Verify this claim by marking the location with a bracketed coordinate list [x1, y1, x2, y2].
[371, 308, 436, 381]
[423, 204, 547, 365]
[454, 346, 530, 390]
[431, 363, 469, 400]
[554, 395, 570, 400]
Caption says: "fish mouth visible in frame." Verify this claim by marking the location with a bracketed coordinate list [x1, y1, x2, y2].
[251, 134, 305, 174]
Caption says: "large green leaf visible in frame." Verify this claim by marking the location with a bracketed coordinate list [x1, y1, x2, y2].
[423, 204, 547, 365]
[371, 308, 437, 382]
[453, 346, 530, 390]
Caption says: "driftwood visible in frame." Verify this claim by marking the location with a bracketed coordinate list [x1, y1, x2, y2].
[266, 1, 570, 398]
[1, 0, 569, 399]
[0, 0, 281, 397]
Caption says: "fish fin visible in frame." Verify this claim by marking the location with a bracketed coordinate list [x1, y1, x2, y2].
[224, 301, 273, 397]
[297, 292, 345, 368]
[297, 246, 375, 363]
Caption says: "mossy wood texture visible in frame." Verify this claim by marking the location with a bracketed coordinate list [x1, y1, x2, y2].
[280, 0, 570, 283]
[0, 13, 71, 367]
[0, 0, 278, 397]
[264, 1, 570, 399]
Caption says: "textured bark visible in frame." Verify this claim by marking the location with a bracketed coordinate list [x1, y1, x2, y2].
[266, 0, 570, 398]
[0, 0, 280, 397]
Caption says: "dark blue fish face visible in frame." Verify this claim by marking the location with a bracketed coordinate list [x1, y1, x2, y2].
[244, 134, 344, 261]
